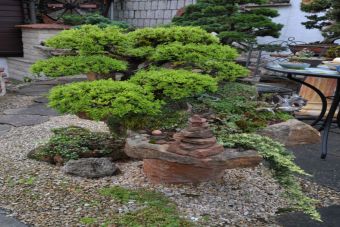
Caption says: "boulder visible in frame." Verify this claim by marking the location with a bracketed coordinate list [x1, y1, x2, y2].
[63, 158, 118, 178]
[257, 119, 321, 146]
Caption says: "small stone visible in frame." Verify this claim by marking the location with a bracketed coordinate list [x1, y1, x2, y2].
[152, 130, 162, 136]
[63, 158, 118, 178]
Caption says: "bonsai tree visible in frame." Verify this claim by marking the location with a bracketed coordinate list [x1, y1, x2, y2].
[171, 0, 283, 44]
[301, 0, 340, 42]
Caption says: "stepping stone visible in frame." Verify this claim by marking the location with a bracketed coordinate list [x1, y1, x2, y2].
[0, 209, 27, 227]
[17, 85, 53, 96]
[0, 115, 49, 127]
[33, 97, 48, 104]
[0, 124, 11, 136]
[4, 104, 58, 116]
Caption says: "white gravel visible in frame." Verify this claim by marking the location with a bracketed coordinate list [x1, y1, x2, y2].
[0, 115, 339, 226]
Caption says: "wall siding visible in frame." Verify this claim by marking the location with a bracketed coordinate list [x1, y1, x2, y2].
[0, 0, 24, 57]
[111, 0, 196, 27]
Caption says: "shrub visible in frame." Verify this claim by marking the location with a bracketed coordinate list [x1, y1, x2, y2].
[128, 26, 220, 48]
[150, 42, 248, 81]
[28, 126, 127, 163]
[31, 55, 128, 77]
[48, 80, 163, 121]
[172, 0, 283, 44]
[129, 68, 218, 100]
[62, 13, 132, 29]
[45, 25, 130, 55]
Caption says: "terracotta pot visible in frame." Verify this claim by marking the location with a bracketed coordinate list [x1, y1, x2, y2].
[288, 44, 337, 56]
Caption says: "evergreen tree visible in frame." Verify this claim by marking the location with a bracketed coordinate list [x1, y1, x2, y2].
[301, 0, 340, 42]
[172, 0, 283, 44]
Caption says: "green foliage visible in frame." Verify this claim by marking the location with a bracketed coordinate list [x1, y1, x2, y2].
[172, 0, 283, 44]
[45, 25, 130, 55]
[31, 55, 128, 77]
[192, 82, 292, 132]
[62, 13, 132, 29]
[149, 42, 248, 81]
[49, 80, 162, 121]
[129, 68, 218, 100]
[99, 186, 194, 226]
[128, 26, 220, 48]
[79, 217, 97, 225]
[29, 126, 126, 162]
[301, 0, 340, 40]
[217, 133, 320, 221]
[326, 46, 340, 58]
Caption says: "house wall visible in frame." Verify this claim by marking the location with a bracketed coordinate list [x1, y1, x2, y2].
[111, 0, 196, 27]
[7, 24, 69, 81]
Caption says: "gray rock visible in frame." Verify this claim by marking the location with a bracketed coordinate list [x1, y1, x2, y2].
[0, 124, 11, 136]
[33, 97, 49, 104]
[0, 115, 49, 127]
[257, 119, 321, 146]
[4, 104, 58, 116]
[63, 158, 118, 178]
[0, 209, 27, 227]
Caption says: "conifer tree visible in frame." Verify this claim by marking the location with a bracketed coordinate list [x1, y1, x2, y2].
[301, 0, 340, 42]
[172, 0, 283, 44]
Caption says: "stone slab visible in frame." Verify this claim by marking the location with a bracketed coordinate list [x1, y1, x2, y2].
[17, 85, 53, 96]
[0, 115, 49, 127]
[0, 124, 11, 136]
[4, 104, 58, 116]
[276, 205, 340, 227]
[0, 209, 27, 227]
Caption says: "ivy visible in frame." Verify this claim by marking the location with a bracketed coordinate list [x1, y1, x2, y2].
[217, 133, 321, 221]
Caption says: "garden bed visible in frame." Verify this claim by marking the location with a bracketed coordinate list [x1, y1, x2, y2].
[0, 112, 340, 226]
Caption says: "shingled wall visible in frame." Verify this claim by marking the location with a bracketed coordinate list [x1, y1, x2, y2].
[111, 0, 196, 27]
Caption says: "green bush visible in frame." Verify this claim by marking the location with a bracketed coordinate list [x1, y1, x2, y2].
[45, 25, 130, 55]
[29, 126, 127, 163]
[62, 13, 132, 29]
[128, 26, 220, 48]
[129, 68, 218, 100]
[48, 80, 163, 121]
[150, 42, 248, 81]
[31, 55, 128, 77]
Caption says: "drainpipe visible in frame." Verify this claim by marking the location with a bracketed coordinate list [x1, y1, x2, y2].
[110, 0, 114, 20]
[29, 0, 37, 24]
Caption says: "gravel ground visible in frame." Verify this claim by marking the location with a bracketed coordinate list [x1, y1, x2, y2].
[0, 94, 36, 114]
[0, 114, 339, 226]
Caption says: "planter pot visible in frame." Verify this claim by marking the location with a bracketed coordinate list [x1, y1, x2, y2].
[288, 44, 337, 56]
[289, 57, 324, 67]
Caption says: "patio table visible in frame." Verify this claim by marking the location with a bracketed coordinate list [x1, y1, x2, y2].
[265, 64, 340, 159]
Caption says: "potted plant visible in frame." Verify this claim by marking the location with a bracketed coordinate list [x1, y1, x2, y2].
[289, 48, 326, 67]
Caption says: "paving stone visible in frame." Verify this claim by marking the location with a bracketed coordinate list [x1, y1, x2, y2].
[0, 124, 11, 135]
[277, 205, 340, 227]
[4, 104, 58, 116]
[0, 114, 49, 127]
[17, 85, 53, 96]
[0, 209, 27, 227]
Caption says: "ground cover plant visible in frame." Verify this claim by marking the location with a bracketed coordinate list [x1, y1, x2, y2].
[29, 126, 127, 165]
[31, 25, 321, 222]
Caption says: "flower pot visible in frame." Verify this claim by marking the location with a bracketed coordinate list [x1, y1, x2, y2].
[288, 44, 337, 57]
[289, 57, 324, 67]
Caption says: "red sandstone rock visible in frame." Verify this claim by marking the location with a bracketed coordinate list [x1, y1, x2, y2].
[143, 159, 226, 184]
